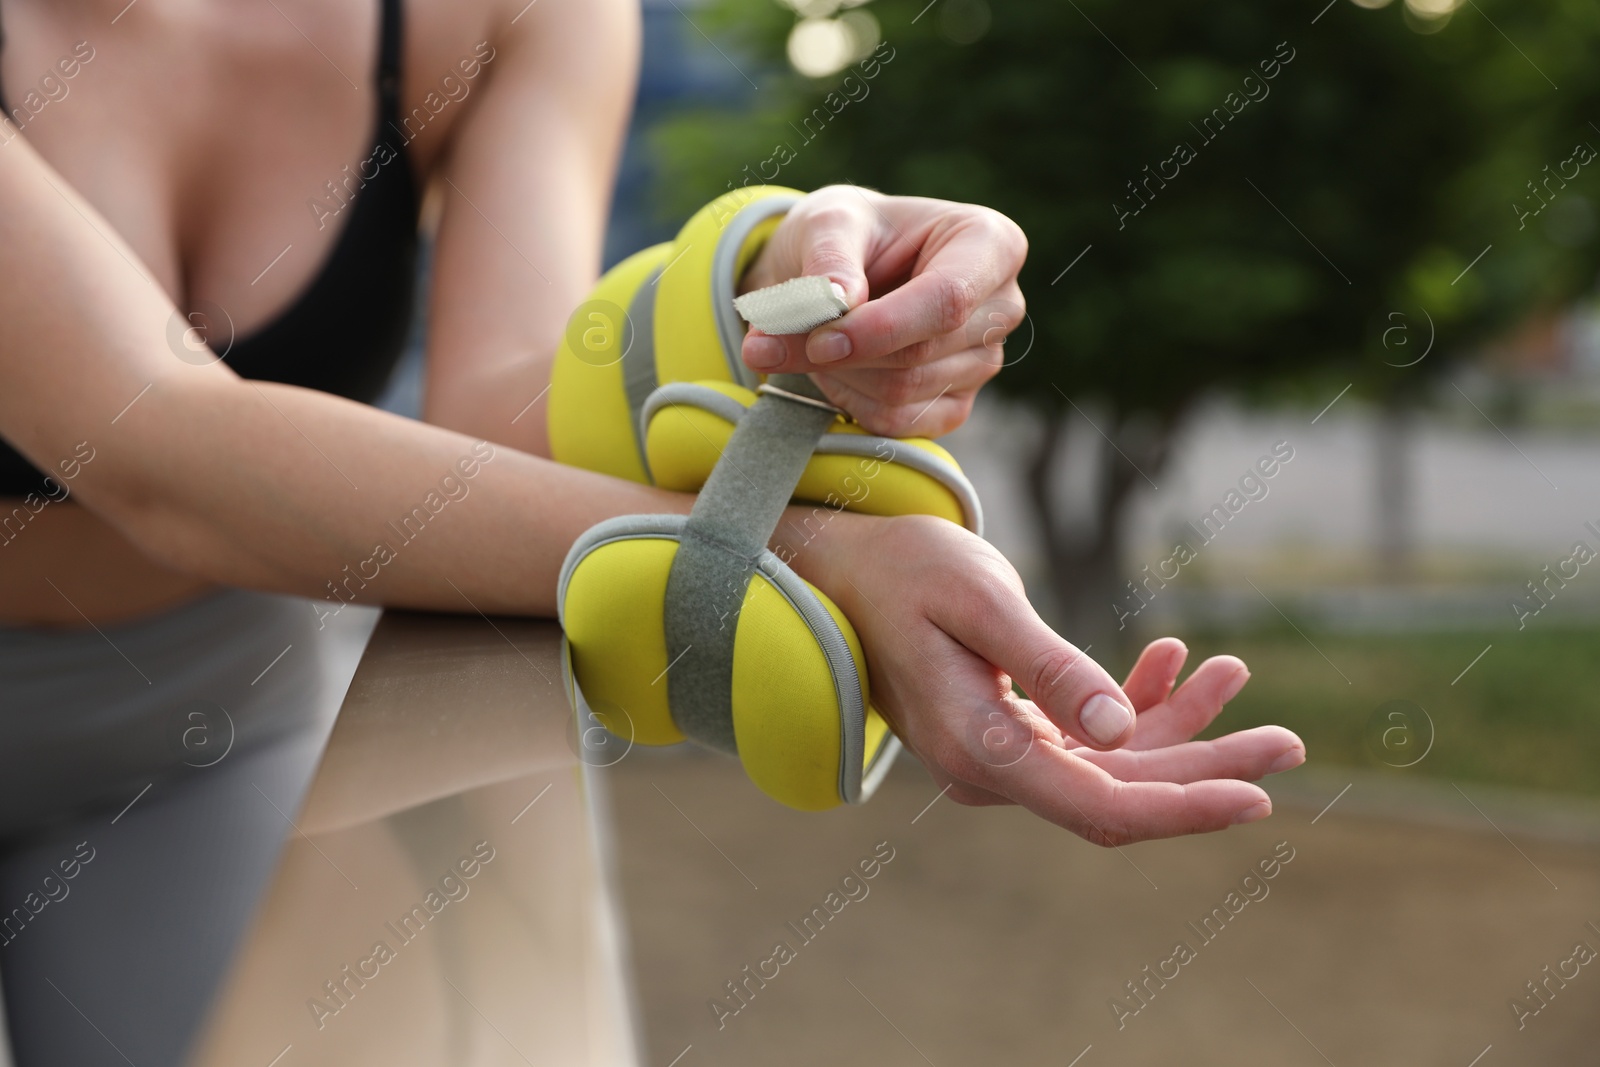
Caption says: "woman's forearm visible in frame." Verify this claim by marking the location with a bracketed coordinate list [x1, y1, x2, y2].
[95, 372, 690, 617]
[100, 371, 894, 620]
[421, 347, 559, 461]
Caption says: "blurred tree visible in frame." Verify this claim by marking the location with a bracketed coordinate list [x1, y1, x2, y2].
[651, 0, 1600, 646]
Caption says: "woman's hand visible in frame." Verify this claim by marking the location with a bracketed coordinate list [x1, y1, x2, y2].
[789, 514, 1305, 846]
[739, 186, 1027, 438]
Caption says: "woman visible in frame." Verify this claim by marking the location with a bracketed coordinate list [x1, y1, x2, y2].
[0, 0, 1303, 1063]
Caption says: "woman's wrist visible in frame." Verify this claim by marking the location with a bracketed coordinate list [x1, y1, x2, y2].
[770, 503, 876, 609]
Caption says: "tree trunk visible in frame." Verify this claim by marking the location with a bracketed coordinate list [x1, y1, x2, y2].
[1024, 404, 1182, 658]
[1374, 393, 1412, 584]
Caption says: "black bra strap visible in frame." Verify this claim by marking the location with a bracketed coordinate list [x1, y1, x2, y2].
[377, 0, 402, 122]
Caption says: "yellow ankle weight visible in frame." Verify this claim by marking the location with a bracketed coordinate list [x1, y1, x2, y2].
[552, 187, 984, 810]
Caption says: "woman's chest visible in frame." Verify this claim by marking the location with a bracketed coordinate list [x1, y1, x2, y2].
[0, 0, 503, 334]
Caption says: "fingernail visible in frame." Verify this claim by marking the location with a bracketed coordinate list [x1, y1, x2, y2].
[1079, 693, 1134, 746]
[1267, 748, 1304, 775]
[1231, 801, 1271, 826]
[745, 336, 785, 370]
[1220, 668, 1250, 705]
[808, 330, 852, 364]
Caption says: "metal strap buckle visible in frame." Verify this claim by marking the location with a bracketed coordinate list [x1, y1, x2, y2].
[756, 382, 845, 416]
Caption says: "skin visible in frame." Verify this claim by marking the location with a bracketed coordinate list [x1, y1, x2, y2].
[0, 0, 1302, 845]
[736, 187, 1029, 436]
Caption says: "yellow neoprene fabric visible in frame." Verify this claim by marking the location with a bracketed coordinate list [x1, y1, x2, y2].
[548, 243, 674, 483]
[556, 185, 921, 809]
[731, 573, 850, 810]
[653, 186, 802, 385]
[729, 571, 894, 810]
[564, 531, 889, 808]
[561, 537, 685, 746]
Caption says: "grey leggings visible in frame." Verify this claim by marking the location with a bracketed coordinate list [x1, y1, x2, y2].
[0, 588, 371, 1067]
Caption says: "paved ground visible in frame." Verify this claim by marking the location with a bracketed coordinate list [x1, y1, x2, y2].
[605, 748, 1600, 1067]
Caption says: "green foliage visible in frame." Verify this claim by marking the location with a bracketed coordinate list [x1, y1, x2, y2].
[654, 0, 1600, 417]
[1168, 622, 1600, 796]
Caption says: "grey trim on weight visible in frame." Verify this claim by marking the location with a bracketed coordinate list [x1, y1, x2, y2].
[757, 542, 883, 805]
[621, 267, 664, 479]
[639, 380, 748, 429]
[555, 513, 690, 632]
[709, 193, 803, 388]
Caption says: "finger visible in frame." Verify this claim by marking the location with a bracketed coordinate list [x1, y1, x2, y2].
[812, 350, 993, 436]
[816, 348, 996, 407]
[740, 203, 875, 374]
[1121, 638, 1189, 713]
[741, 329, 796, 374]
[815, 380, 975, 439]
[812, 210, 1024, 366]
[936, 581, 1137, 751]
[966, 283, 1027, 364]
[795, 208, 874, 310]
[745, 276, 1021, 377]
[929, 772, 1013, 808]
[983, 740, 1274, 845]
[1126, 656, 1251, 752]
[816, 280, 1024, 372]
[1076, 726, 1305, 785]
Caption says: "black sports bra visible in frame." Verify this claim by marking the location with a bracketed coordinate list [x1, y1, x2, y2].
[0, 0, 420, 498]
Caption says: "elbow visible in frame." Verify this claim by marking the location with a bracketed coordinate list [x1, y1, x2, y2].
[78, 469, 257, 588]
[104, 490, 242, 585]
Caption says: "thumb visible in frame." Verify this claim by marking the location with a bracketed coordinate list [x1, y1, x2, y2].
[796, 218, 870, 367]
[739, 207, 872, 373]
[939, 582, 1137, 751]
[796, 208, 872, 311]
